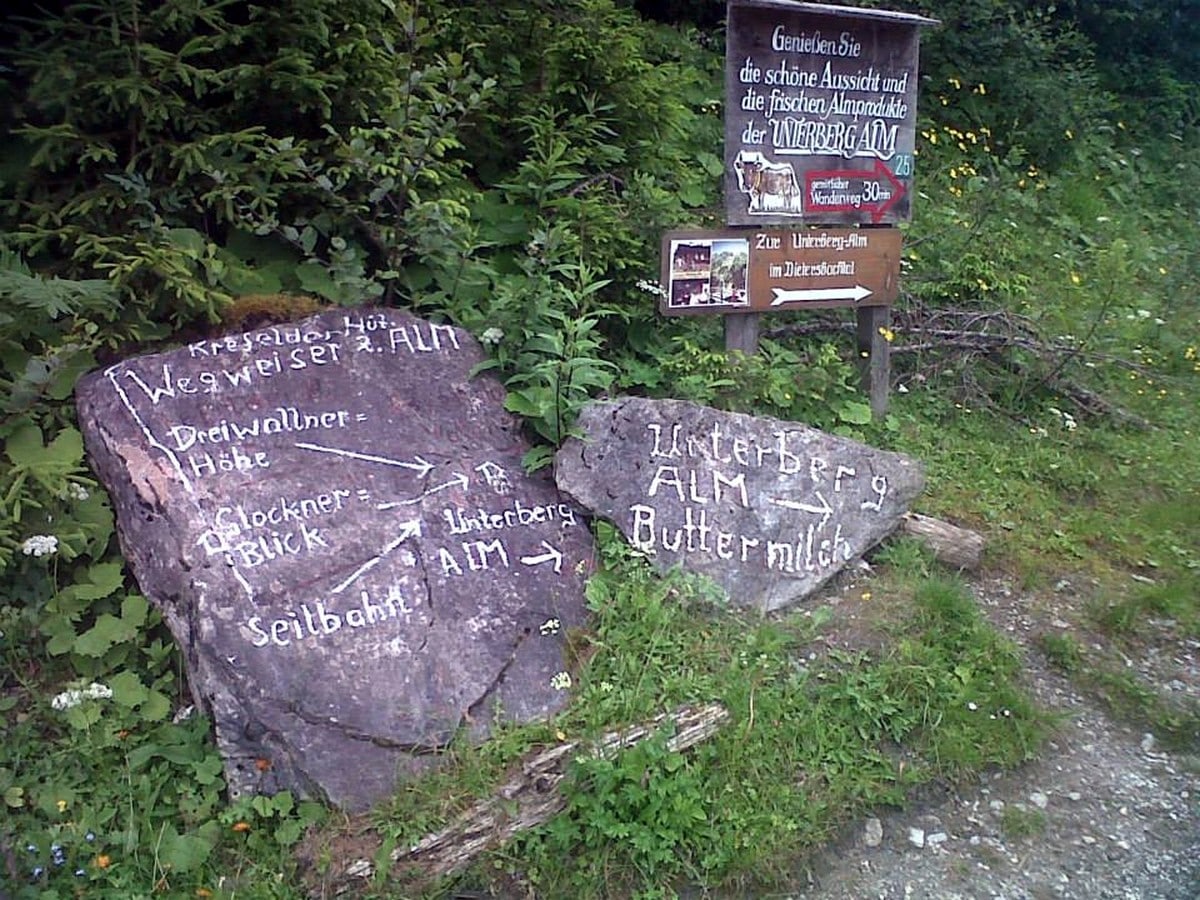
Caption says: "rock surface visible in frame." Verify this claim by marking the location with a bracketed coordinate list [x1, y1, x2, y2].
[76, 309, 593, 811]
[555, 397, 924, 610]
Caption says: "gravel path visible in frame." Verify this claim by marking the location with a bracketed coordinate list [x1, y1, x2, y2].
[786, 577, 1200, 900]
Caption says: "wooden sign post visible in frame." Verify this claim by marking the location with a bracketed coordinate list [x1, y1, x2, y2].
[658, 1, 935, 417]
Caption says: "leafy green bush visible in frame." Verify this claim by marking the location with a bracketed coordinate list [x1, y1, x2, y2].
[658, 336, 873, 430]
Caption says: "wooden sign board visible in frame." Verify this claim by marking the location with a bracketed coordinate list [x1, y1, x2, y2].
[660, 227, 901, 315]
[725, 1, 936, 227]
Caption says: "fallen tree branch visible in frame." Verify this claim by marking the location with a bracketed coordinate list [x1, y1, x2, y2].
[762, 299, 1155, 429]
[304, 702, 730, 896]
[901, 512, 985, 571]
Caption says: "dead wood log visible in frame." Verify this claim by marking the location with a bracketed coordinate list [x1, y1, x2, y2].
[900, 512, 985, 571]
[316, 702, 729, 895]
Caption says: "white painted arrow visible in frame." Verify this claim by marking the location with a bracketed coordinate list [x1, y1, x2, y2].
[770, 285, 873, 306]
[376, 472, 470, 509]
[770, 492, 833, 529]
[520, 541, 563, 573]
[331, 519, 423, 594]
[294, 442, 435, 477]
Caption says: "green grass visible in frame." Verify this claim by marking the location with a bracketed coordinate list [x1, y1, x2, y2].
[290, 556, 1049, 899]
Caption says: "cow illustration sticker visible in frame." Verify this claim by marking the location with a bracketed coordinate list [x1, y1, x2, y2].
[732, 151, 803, 217]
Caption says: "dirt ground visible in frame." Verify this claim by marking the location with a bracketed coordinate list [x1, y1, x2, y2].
[780, 574, 1200, 900]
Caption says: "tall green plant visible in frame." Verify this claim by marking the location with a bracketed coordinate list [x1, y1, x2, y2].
[0, 250, 115, 574]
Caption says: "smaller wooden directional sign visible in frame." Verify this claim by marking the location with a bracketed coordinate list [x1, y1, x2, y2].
[660, 227, 901, 315]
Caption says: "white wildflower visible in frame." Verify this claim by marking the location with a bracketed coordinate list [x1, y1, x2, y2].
[65, 483, 90, 502]
[21, 535, 59, 558]
[480, 327, 504, 347]
[539, 617, 561, 636]
[1048, 407, 1078, 432]
[550, 671, 572, 691]
[635, 279, 667, 298]
[51, 682, 113, 711]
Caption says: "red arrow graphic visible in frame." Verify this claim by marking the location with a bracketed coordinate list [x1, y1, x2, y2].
[805, 161, 907, 223]
[869, 159, 906, 223]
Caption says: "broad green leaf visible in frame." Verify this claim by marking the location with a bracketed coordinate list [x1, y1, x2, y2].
[156, 824, 215, 873]
[43, 619, 77, 656]
[679, 183, 707, 207]
[121, 593, 149, 627]
[64, 703, 102, 729]
[109, 670, 150, 708]
[44, 425, 84, 470]
[166, 227, 207, 256]
[73, 487, 115, 551]
[71, 562, 125, 601]
[193, 753, 224, 786]
[74, 612, 138, 657]
[140, 689, 172, 721]
[5, 421, 43, 467]
[698, 152, 725, 177]
[504, 391, 547, 417]
[272, 791, 295, 816]
[275, 817, 305, 846]
[218, 257, 283, 295]
[837, 401, 874, 426]
[295, 261, 339, 301]
[46, 347, 98, 400]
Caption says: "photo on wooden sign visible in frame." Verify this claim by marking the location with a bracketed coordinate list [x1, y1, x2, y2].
[667, 238, 750, 310]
